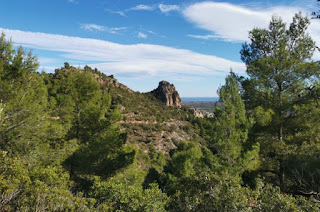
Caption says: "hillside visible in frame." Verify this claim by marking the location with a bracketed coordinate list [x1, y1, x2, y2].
[93, 71, 207, 168]
[111, 82, 204, 152]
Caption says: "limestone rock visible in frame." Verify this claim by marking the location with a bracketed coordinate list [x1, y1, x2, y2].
[94, 75, 133, 93]
[151, 81, 181, 107]
[189, 108, 204, 118]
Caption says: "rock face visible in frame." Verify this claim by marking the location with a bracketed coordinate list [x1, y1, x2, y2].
[95, 75, 133, 93]
[189, 108, 204, 118]
[151, 81, 181, 107]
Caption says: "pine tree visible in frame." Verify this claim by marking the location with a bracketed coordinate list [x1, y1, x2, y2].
[240, 13, 320, 190]
[213, 72, 259, 175]
[0, 33, 48, 155]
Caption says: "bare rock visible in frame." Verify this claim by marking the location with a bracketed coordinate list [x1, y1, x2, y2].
[151, 81, 181, 107]
[94, 74, 133, 93]
[189, 108, 204, 118]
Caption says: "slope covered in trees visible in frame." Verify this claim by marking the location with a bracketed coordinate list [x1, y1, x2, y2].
[1, 12, 320, 212]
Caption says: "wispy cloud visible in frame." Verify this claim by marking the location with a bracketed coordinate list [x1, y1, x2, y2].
[182, 2, 305, 42]
[137, 28, 166, 38]
[131, 4, 154, 11]
[81, 24, 127, 34]
[138, 32, 148, 39]
[68, 0, 78, 4]
[106, 4, 155, 16]
[105, 9, 126, 16]
[106, 3, 180, 16]
[147, 30, 166, 38]
[158, 4, 180, 14]
[81, 24, 105, 31]
[188, 34, 219, 40]
[1, 28, 245, 78]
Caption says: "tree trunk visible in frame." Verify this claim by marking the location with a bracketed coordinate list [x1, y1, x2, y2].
[278, 83, 284, 190]
[279, 159, 285, 191]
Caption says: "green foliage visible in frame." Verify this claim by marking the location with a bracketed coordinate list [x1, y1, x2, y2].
[166, 171, 250, 212]
[240, 12, 320, 192]
[48, 68, 112, 142]
[166, 171, 319, 212]
[0, 33, 48, 155]
[213, 73, 259, 175]
[0, 151, 95, 211]
[253, 106, 274, 126]
[148, 145, 167, 171]
[68, 129, 135, 178]
[168, 142, 215, 178]
[163, 142, 217, 198]
[251, 179, 320, 212]
[91, 177, 168, 211]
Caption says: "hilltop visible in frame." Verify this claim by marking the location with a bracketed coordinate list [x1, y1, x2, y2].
[97, 71, 206, 158]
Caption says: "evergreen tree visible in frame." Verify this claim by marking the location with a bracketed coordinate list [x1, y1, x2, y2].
[0, 33, 48, 155]
[47, 67, 135, 179]
[240, 13, 320, 190]
[213, 72, 259, 175]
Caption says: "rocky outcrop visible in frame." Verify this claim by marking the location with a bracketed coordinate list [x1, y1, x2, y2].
[151, 81, 181, 107]
[189, 108, 204, 118]
[95, 75, 133, 93]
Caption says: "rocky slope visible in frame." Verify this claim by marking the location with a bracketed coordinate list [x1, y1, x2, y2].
[105, 79, 205, 163]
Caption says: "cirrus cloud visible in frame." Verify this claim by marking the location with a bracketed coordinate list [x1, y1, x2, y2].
[81, 24, 127, 34]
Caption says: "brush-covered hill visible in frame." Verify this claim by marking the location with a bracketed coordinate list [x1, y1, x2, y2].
[109, 80, 206, 154]
[88, 65, 209, 170]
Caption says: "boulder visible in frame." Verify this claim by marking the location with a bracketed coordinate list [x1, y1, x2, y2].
[189, 108, 204, 118]
[151, 81, 181, 107]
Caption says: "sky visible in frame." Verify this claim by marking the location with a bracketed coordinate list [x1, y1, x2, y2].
[0, 0, 319, 97]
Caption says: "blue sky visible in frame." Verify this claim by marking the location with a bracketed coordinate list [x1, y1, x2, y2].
[0, 0, 319, 97]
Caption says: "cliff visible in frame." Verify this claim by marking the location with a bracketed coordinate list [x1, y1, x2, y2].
[150, 81, 181, 107]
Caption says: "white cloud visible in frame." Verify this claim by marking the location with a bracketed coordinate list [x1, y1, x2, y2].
[105, 9, 126, 17]
[182, 2, 320, 60]
[131, 4, 154, 11]
[309, 20, 320, 60]
[81, 24, 127, 34]
[0, 28, 245, 78]
[81, 24, 105, 31]
[158, 4, 180, 13]
[138, 32, 148, 39]
[182, 2, 303, 42]
[147, 30, 166, 38]
[188, 34, 219, 40]
[105, 5, 155, 16]
[110, 27, 127, 33]
[106, 4, 180, 16]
